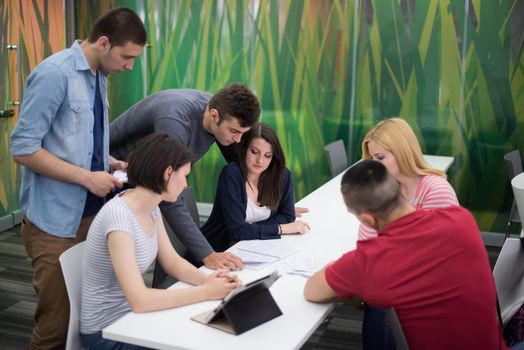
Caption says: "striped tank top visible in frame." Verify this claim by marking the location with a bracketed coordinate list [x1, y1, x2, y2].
[80, 193, 159, 334]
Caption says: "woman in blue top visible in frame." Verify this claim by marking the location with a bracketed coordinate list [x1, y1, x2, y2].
[201, 123, 309, 252]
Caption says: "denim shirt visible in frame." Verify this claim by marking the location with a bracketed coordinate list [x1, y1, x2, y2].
[10, 41, 109, 237]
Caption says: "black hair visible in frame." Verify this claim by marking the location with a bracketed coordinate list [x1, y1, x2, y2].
[341, 160, 402, 219]
[208, 83, 260, 127]
[239, 123, 286, 211]
[87, 7, 147, 47]
[127, 133, 194, 194]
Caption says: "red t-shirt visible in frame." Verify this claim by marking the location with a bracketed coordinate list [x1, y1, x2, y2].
[326, 206, 507, 350]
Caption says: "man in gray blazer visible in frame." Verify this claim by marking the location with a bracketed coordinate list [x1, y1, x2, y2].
[110, 83, 260, 270]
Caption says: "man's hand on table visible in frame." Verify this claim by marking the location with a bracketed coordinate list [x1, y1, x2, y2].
[203, 251, 244, 270]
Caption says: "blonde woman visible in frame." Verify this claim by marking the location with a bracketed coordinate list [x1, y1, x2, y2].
[359, 117, 458, 240]
[358, 118, 458, 350]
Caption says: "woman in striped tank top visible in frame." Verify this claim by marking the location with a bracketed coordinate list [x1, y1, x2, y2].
[357, 118, 458, 350]
[359, 118, 458, 241]
[80, 134, 240, 349]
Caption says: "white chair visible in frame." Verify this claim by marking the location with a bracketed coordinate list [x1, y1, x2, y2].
[493, 237, 524, 325]
[59, 241, 86, 350]
[324, 139, 349, 177]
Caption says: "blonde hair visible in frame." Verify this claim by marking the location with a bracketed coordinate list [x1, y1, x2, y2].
[361, 118, 445, 178]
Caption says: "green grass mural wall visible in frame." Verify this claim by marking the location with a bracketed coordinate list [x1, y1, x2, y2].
[72, 0, 523, 233]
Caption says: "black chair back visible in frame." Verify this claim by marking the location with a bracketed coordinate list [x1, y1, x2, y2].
[385, 308, 410, 350]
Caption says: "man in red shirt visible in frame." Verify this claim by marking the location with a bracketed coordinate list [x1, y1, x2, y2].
[304, 160, 507, 349]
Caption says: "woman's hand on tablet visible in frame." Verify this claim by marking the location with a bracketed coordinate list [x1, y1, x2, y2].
[202, 269, 240, 299]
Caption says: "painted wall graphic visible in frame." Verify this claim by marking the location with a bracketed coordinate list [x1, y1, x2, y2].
[4, 0, 523, 234]
[1, 0, 65, 221]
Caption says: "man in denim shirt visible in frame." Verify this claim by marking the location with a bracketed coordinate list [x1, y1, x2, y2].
[9, 8, 146, 349]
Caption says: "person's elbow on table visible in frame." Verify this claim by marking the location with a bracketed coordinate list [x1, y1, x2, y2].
[303, 266, 338, 303]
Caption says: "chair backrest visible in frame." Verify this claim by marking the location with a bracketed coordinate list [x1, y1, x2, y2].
[59, 241, 86, 350]
[324, 139, 349, 177]
[385, 308, 410, 350]
[505, 150, 523, 224]
[505, 150, 523, 178]
[493, 237, 524, 325]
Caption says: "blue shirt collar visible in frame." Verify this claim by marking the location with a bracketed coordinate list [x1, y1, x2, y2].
[71, 40, 107, 79]
[71, 40, 92, 72]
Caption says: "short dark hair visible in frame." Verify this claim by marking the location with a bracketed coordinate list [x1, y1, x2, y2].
[127, 133, 194, 194]
[87, 7, 147, 47]
[208, 83, 260, 127]
[341, 160, 402, 219]
[239, 123, 286, 211]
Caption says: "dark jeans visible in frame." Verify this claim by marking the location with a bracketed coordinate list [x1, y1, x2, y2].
[362, 305, 396, 350]
[505, 303, 524, 346]
[81, 332, 152, 350]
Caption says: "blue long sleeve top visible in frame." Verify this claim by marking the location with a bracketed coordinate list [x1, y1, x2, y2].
[200, 161, 296, 252]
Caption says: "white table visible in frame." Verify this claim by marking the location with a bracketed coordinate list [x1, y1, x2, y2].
[102, 154, 454, 349]
[423, 154, 454, 172]
[103, 171, 359, 350]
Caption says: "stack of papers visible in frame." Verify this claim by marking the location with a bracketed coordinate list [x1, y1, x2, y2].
[285, 254, 330, 277]
[229, 241, 300, 271]
[239, 241, 299, 259]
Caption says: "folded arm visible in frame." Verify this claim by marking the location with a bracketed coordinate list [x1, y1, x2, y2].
[304, 265, 339, 303]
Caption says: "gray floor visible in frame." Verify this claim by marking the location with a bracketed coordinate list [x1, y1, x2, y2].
[0, 225, 36, 350]
[0, 225, 501, 350]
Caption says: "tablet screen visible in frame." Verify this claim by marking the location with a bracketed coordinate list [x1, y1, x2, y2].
[205, 271, 281, 323]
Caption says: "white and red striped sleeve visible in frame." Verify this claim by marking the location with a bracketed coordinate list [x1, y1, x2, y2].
[356, 175, 458, 241]
[414, 175, 458, 210]
[357, 223, 378, 240]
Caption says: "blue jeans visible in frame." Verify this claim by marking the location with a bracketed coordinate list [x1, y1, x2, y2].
[362, 305, 396, 350]
[81, 332, 152, 350]
[513, 340, 524, 350]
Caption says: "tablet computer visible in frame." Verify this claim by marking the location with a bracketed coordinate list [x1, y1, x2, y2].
[192, 271, 282, 335]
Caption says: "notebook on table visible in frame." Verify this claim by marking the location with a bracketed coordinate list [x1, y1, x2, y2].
[228, 240, 300, 270]
[238, 240, 299, 259]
